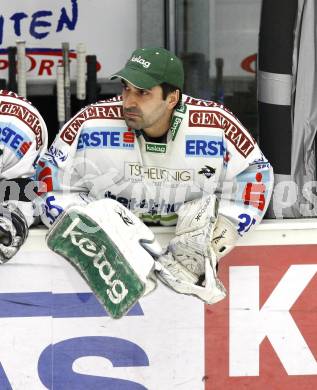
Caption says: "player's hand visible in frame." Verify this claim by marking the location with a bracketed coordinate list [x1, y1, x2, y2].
[0, 205, 28, 264]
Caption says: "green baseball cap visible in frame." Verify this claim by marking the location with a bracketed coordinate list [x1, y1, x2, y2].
[110, 47, 184, 90]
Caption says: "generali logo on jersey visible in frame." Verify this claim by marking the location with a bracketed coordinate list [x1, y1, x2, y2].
[60, 105, 123, 145]
[0, 101, 43, 149]
[189, 110, 223, 128]
[189, 110, 255, 158]
[222, 115, 255, 158]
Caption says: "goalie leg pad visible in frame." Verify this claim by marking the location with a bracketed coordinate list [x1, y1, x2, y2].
[46, 199, 163, 318]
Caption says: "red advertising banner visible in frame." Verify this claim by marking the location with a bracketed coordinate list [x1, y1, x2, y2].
[206, 245, 317, 389]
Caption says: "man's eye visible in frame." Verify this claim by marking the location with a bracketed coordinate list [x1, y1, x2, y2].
[121, 83, 129, 91]
[139, 90, 149, 95]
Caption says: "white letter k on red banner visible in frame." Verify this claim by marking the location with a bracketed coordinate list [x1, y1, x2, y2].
[229, 265, 317, 376]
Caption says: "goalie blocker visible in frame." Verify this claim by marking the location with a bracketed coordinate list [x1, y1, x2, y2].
[46, 199, 162, 319]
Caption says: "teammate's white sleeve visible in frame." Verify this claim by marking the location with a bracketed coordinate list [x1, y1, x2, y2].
[36, 107, 92, 227]
[0, 90, 48, 226]
[0, 90, 48, 262]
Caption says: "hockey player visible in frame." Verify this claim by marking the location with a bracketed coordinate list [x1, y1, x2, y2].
[40, 48, 273, 316]
[0, 90, 48, 263]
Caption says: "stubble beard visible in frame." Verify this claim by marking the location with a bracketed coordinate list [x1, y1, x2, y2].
[124, 116, 144, 130]
[123, 108, 145, 129]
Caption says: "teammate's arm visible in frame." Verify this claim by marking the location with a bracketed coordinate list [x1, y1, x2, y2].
[0, 90, 48, 262]
[36, 107, 92, 228]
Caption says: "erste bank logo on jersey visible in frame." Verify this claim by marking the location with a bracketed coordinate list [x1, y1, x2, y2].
[0, 125, 32, 158]
[185, 135, 225, 157]
[77, 128, 135, 150]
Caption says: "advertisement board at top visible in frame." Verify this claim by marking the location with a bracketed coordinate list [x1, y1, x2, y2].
[0, 0, 262, 82]
[0, 0, 138, 81]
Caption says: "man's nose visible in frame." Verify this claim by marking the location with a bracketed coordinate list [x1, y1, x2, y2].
[123, 93, 137, 109]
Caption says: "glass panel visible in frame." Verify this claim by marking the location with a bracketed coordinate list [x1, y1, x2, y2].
[175, 0, 211, 99]
[175, 0, 262, 140]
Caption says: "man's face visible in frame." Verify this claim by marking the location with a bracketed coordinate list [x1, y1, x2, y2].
[121, 81, 173, 137]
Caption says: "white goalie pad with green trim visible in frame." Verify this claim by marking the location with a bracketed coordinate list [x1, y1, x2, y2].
[46, 199, 163, 319]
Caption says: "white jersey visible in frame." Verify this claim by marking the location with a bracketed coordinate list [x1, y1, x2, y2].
[0, 90, 48, 225]
[37, 94, 273, 237]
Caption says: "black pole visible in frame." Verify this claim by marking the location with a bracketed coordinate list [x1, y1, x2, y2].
[215, 58, 224, 103]
[0, 79, 6, 90]
[7, 46, 17, 92]
[86, 55, 97, 104]
[258, 0, 298, 217]
[164, 0, 170, 50]
[258, 0, 298, 174]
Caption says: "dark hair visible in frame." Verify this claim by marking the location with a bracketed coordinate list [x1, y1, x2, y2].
[160, 82, 182, 109]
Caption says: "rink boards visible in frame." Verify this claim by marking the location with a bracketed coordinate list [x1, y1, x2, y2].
[0, 220, 317, 389]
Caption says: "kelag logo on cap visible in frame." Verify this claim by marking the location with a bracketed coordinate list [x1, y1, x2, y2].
[111, 47, 184, 90]
[130, 56, 151, 68]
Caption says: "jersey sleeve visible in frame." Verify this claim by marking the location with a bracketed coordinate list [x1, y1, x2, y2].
[216, 110, 274, 237]
[0, 90, 48, 226]
[36, 107, 93, 227]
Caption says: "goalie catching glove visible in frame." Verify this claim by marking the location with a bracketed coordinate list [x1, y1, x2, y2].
[155, 195, 239, 304]
[0, 204, 29, 264]
[46, 199, 163, 319]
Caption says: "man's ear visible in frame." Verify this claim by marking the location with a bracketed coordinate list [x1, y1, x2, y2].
[167, 89, 180, 110]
